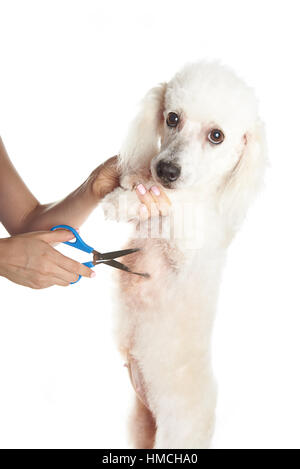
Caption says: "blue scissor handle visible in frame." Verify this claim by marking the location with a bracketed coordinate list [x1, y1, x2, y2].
[71, 261, 94, 284]
[51, 225, 94, 284]
[50, 225, 94, 253]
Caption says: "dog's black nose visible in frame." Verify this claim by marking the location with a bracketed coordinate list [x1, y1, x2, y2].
[156, 160, 181, 182]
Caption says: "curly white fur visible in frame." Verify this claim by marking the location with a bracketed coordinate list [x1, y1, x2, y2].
[103, 61, 267, 449]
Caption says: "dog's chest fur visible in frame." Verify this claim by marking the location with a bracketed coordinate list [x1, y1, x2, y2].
[115, 218, 226, 357]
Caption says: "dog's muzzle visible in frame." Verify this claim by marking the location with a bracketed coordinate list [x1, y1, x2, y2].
[156, 160, 181, 184]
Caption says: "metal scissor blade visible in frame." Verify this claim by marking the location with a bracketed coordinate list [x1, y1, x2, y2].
[102, 259, 150, 278]
[93, 248, 140, 262]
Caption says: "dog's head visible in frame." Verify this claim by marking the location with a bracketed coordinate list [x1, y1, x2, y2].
[119, 61, 267, 225]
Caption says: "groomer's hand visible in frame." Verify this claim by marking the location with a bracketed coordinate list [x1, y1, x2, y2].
[135, 183, 171, 220]
[0, 230, 95, 289]
[90, 156, 120, 200]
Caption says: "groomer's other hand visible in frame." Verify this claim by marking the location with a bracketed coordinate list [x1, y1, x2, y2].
[0, 230, 95, 289]
[135, 183, 171, 220]
[91, 156, 120, 200]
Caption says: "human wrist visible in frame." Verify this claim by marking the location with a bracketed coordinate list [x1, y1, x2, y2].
[86, 170, 102, 202]
[89, 157, 120, 201]
[73, 174, 100, 208]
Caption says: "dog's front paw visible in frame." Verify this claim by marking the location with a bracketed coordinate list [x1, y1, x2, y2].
[101, 182, 172, 224]
[120, 172, 149, 191]
[102, 187, 140, 222]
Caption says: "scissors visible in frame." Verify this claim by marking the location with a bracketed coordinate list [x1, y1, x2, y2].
[51, 224, 149, 284]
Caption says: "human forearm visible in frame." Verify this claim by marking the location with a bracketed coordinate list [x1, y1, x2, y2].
[0, 148, 120, 233]
[22, 175, 98, 232]
[0, 138, 40, 234]
[22, 156, 119, 231]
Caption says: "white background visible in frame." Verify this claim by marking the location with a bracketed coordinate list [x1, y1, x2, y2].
[0, 0, 299, 449]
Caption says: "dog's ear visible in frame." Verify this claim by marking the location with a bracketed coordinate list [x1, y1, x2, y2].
[218, 119, 267, 231]
[118, 83, 167, 178]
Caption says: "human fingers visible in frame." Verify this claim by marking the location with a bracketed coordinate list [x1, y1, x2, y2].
[148, 185, 171, 216]
[28, 229, 75, 245]
[50, 248, 95, 279]
[135, 183, 171, 218]
[51, 276, 70, 287]
[31, 275, 69, 289]
[135, 184, 160, 219]
[46, 263, 84, 284]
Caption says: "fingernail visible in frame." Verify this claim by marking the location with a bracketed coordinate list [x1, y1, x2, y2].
[90, 271, 96, 278]
[140, 204, 148, 213]
[136, 183, 146, 195]
[150, 185, 160, 196]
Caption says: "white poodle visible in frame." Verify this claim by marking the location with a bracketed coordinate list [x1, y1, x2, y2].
[103, 61, 267, 449]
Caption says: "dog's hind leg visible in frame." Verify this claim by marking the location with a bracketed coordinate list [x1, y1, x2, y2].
[126, 354, 156, 448]
[152, 363, 217, 449]
[128, 396, 156, 449]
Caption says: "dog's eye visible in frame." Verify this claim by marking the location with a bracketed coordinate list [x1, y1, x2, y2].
[166, 112, 179, 128]
[208, 129, 225, 145]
